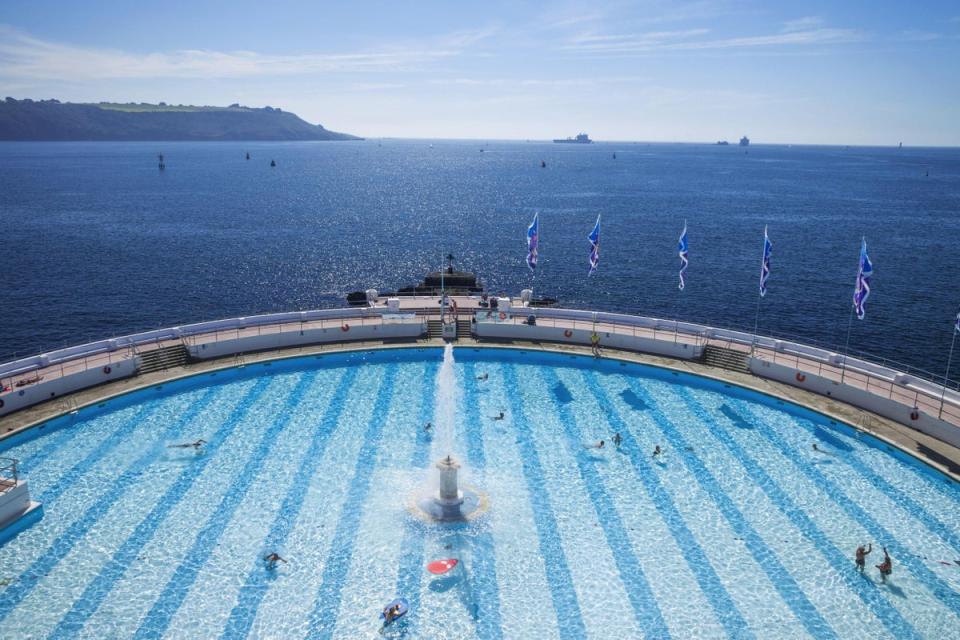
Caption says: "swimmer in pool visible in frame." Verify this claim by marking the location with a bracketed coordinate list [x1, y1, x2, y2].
[584, 440, 605, 449]
[492, 412, 505, 420]
[613, 432, 622, 448]
[168, 439, 206, 449]
[383, 603, 402, 624]
[424, 422, 432, 433]
[876, 547, 892, 582]
[855, 543, 872, 573]
[477, 373, 489, 381]
[653, 445, 662, 457]
[264, 552, 286, 570]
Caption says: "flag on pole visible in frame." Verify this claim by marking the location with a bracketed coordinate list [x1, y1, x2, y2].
[853, 237, 873, 320]
[759, 225, 772, 297]
[526, 213, 539, 271]
[677, 221, 689, 290]
[587, 215, 601, 275]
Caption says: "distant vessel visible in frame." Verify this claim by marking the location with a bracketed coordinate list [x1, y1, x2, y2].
[739, 136, 750, 147]
[541, 160, 546, 168]
[554, 133, 592, 144]
[716, 140, 729, 146]
[270, 159, 276, 167]
[245, 151, 250, 160]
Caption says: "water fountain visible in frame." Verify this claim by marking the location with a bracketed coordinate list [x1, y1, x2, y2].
[415, 345, 486, 522]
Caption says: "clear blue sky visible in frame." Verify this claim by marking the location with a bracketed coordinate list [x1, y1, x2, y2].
[1, 0, 958, 144]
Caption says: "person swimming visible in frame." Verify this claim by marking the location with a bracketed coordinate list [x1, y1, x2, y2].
[653, 445, 662, 457]
[492, 412, 505, 420]
[613, 432, 623, 448]
[876, 547, 892, 582]
[476, 373, 489, 381]
[585, 440, 605, 449]
[855, 543, 872, 572]
[168, 439, 207, 449]
[264, 552, 287, 570]
[424, 422, 432, 432]
[383, 603, 402, 624]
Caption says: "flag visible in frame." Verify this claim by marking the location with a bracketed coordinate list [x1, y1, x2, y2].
[677, 221, 689, 290]
[526, 213, 539, 271]
[853, 237, 873, 320]
[759, 225, 772, 297]
[587, 215, 601, 275]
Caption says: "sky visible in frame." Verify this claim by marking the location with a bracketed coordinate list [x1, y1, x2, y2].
[1, 0, 958, 145]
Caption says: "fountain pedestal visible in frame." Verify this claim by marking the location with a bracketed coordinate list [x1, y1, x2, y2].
[414, 454, 485, 522]
[436, 455, 464, 513]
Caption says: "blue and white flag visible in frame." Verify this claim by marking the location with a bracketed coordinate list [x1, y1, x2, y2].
[759, 225, 772, 297]
[526, 213, 539, 271]
[677, 221, 689, 290]
[853, 237, 873, 320]
[587, 215, 601, 275]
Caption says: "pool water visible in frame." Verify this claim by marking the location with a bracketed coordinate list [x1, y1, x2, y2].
[0, 347, 958, 639]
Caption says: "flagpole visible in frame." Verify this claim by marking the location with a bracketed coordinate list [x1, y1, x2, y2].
[839, 300, 856, 385]
[939, 327, 958, 420]
[751, 227, 766, 357]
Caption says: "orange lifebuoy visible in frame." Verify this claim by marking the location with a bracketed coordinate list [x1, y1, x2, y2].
[795, 372, 806, 382]
[103, 366, 112, 375]
[498, 312, 507, 320]
[341, 323, 350, 332]
[910, 409, 919, 421]
[564, 329, 573, 338]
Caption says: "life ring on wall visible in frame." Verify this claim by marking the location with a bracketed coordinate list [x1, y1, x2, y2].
[910, 408, 920, 421]
[564, 329, 573, 338]
[341, 323, 350, 332]
[498, 312, 507, 320]
[795, 372, 806, 383]
[103, 366, 112, 375]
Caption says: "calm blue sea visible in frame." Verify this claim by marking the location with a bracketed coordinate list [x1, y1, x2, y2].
[1, 140, 958, 377]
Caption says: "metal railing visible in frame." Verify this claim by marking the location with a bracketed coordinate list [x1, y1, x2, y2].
[473, 310, 707, 346]
[1, 303, 958, 431]
[0, 457, 18, 493]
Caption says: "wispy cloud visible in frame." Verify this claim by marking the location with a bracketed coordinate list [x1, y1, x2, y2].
[0, 26, 492, 81]
[562, 25, 863, 54]
[782, 16, 824, 33]
[897, 30, 942, 42]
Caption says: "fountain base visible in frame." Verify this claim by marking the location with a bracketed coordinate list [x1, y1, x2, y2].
[412, 455, 488, 522]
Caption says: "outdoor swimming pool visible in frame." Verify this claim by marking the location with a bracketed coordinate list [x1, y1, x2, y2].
[0, 346, 958, 639]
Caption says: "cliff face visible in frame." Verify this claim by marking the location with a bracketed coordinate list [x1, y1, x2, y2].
[0, 99, 361, 141]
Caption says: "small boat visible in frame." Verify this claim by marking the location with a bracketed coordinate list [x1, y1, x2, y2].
[270, 159, 276, 167]
[245, 152, 250, 160]
[540, 160, 546, 168]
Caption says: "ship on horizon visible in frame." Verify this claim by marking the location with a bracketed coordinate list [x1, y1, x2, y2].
[740, 135, 750, 147]
[554, 133, 592, 144]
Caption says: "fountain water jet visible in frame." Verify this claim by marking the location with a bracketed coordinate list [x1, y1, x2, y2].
[414, 345, 486, 522]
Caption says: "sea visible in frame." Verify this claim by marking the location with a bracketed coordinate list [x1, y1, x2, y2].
[1, 140, 958, 380]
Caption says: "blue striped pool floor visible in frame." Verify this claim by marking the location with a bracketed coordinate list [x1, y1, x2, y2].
[0, 347, 958, 639]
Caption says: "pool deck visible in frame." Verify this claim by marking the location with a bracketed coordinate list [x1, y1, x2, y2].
[2, 333, 958, 484]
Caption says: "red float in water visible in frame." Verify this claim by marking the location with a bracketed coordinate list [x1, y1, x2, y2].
[427, 558, 459, 575]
